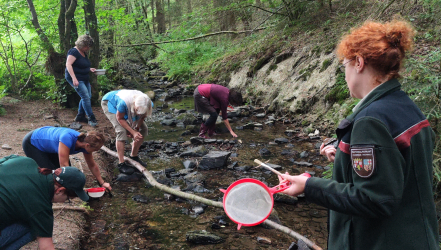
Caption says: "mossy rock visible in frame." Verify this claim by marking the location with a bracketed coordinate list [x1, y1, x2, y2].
[325, 71, 349, 104]
[320, 58, 333, 72]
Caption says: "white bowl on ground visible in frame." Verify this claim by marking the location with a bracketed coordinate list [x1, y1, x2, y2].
[87, 187, 106, 198]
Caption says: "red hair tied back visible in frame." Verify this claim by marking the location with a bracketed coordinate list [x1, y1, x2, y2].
[336, 19, 416, 82]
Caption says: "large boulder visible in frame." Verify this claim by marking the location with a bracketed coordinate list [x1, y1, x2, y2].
[199, 151, 231, 170]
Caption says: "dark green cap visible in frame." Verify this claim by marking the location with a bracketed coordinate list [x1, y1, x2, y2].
[55, 167, 89, 201]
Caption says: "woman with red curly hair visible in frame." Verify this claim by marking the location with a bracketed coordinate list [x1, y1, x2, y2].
[278, 20, 438, 249]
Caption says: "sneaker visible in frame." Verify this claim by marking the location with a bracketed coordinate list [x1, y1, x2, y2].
[88, 117, 98, 127]
[117, 162, 135, 175]
[74, 114, 88, 123]
[129, 155, 147, 167]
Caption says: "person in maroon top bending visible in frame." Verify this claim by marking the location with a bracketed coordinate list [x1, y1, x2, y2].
[193, 84, 243, 138]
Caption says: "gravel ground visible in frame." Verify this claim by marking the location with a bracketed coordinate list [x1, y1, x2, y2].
[0, 97, 113, 249]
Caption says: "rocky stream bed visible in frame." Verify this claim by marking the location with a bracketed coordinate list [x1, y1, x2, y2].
[80, 70, 332, 250]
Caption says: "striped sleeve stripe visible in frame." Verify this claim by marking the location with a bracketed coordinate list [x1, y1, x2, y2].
[338, 140, 350, 154]
[394, 119, 430, 150]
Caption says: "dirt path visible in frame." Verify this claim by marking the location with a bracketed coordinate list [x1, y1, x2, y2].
[0, 97, 114, 249]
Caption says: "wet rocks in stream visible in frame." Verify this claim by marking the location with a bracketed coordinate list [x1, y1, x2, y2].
[115, 172, 144, 182]
[186, 230, 224, 244]
[275, 137, 289, 144]
[132, 194, 149, 204]
[198, 151, 231, 170]
[180, 145, 208, 157]
[259, 148, 271, 156]
[182, 160, 196, 169]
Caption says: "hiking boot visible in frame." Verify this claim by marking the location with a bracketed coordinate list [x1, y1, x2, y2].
[129, 155, 147, 167]
[207, 124, 218, 137]
[117, 162, 136, 175]
[74, 114, 88, 123]
[198, 123, 209, 138]
[88, 116, 98, 127]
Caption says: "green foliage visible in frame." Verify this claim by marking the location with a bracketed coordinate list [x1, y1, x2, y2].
[320, 58, 332, 72]
[325, 71, 349, 104]
[322, 163, 333, 179]
[185, 84, 196, 91]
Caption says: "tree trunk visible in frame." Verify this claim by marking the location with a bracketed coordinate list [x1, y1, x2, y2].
[64, 0, 77, 55]
[0, 39, 16, 88]
[151, 0, 156, 33]
[26, 0, 56, 53]
[27, 0, 80, 107]
[156, 0, 166, 34]
[83, 0, 100, 104]
[58, 0, 66, 52]
[175, 0, 182, 19]
[168, 0, 171, 30]
[187, 0, 192, 14]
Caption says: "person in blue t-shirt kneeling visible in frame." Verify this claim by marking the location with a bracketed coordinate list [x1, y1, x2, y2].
[22, 126, 111, 191]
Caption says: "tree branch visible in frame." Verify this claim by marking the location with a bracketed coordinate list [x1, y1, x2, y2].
[251, 7, 283, 34]
[26, 0, 55, 53]
[115, 27, 269, 47]
[245, 5, 287, 15]
[100, 146, 323, 250]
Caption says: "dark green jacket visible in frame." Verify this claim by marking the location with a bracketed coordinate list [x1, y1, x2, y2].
[0, 155, 54, 238]
[305, 79, 439, 250]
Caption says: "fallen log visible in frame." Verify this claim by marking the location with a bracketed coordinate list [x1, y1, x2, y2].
[100, 145, 322, 250]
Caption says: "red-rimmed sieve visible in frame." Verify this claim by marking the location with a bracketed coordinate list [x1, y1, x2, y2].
[220, 173, 310, 230]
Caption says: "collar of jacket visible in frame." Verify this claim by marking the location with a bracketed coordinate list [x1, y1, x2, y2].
[335, 78, 401, 140]
[347, 78, 401, 122]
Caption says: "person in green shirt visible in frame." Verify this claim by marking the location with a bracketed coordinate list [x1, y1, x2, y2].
[278, 20, 438, 249]
[0, 155, 89, 250]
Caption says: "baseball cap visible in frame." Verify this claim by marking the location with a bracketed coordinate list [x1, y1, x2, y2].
[55, 167, 89, 201]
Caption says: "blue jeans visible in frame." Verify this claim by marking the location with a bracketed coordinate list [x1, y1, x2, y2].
[66, 78, 95, 119]
[0, 224, 34, 250]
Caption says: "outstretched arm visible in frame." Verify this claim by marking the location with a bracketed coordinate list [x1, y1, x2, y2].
[84, 153, 112, 191]
[223, 119, 237, 137]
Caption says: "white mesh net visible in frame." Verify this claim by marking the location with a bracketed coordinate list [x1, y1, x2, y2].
[224, 182, 273, 225]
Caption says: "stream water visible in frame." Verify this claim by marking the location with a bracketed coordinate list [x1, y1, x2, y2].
[81, 77, 330, 249]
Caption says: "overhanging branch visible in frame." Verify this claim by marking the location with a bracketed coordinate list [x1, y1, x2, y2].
[115, 27, 269, 47]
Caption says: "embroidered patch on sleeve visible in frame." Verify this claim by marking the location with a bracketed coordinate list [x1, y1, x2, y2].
[350, 146, 375, 178]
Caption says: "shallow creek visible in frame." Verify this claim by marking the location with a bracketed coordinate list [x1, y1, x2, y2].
[82, 81, 330, 249]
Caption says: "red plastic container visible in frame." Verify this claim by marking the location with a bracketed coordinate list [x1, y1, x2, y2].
[86, 187, 106, 198]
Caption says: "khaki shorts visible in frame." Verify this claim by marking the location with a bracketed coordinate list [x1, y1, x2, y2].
[101, 100, 148, 141]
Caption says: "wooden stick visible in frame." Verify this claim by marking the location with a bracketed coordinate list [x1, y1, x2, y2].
[100, 146, 323, 250]
[254, 159, 284, 176]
